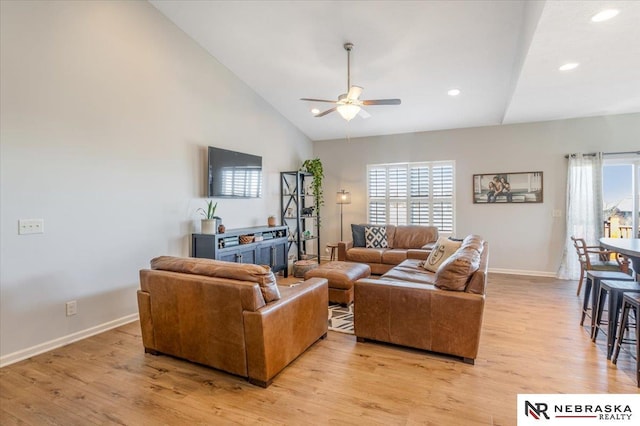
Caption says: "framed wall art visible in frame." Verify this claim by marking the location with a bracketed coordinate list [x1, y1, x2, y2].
[473, 171, 543, 204]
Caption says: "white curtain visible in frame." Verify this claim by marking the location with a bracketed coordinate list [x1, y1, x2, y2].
[557, 153, 604, 279]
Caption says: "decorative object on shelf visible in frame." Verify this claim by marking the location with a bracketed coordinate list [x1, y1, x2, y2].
[336, 189, 351, 241]
[472, 171, 543, 204]
[268, 215, 276, 227]
[239, 235, 254, 245]
[300, 158, 324, 218]
[287, 207, 293, 217]
[303, 230, 312, 239]
[301, 206, 314, 216]
[218, 223, 226, 234]
[197, 200, 220, 234]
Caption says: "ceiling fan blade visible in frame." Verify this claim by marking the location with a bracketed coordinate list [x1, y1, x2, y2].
[362, 99, 401, 106]
[358, 108, 371, 119]
[347, 86, 363, 100]
[315, 107, 337, 117]
[300, 98, 338, 103]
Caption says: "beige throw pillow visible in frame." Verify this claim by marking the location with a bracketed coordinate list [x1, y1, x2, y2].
[422, 237, 462, 272]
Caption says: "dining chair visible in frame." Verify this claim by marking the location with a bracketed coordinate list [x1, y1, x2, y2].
[571, 236, 630, 296]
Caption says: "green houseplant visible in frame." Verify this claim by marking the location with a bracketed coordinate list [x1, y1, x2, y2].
[301, 158, 324, 219]
[198, 200, 220, 234]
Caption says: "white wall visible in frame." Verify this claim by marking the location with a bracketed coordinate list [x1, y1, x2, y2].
[0, 1, 312, 363]
[314, 113, 640, 275]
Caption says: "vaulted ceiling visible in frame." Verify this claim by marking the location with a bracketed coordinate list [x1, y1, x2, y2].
[150, 0, 640, 141]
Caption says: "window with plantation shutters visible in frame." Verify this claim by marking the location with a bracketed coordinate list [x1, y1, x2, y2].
[367, 161, 455, 233]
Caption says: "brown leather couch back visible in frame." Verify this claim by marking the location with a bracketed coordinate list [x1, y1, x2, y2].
[139, 269, 265, 377]
[392, 225, 439, 249]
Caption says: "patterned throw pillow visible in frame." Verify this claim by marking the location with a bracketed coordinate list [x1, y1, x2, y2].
[365, 226, 388, 248]
[422, 236, 462, 272]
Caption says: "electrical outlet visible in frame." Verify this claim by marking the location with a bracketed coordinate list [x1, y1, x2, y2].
[19, 219, 44, 235]
[66, 300, 77, 316]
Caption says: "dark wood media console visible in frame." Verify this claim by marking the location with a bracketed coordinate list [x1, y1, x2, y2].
[192, 225, 289, 277]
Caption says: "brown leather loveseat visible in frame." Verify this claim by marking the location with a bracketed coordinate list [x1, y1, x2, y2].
[337, 224, 439, 274]
[137, 256, 328, 387]
[354, 235, 489, 364]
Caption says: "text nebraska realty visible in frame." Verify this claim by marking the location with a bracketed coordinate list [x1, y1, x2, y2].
[527, 402, 633, 421]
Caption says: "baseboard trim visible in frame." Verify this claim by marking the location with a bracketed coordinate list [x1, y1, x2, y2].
[0, 313, 139, 368]
[488, 268, 557, 278]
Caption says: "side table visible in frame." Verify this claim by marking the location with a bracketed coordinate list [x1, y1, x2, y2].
[326, 243, 339, 261]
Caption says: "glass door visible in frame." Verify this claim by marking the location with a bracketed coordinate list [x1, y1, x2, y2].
[603, 155, 640, 238]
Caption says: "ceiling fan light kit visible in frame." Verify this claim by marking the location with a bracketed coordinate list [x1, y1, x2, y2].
[300, 42, 401, 121]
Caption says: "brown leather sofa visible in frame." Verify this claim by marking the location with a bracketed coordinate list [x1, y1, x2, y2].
[137, 256, 328, 387]
[354, 235, 488, 364]
[337, 225, 439, 274]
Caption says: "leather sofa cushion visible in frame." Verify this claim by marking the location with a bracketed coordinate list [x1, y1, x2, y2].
[461, 235, 484, 253]
[434, 247, 481, 291]
[407, 249, 430, 260]
[382, 249, 407, 265]
[382, 259, 437, 285]
[150, 256, 281, 302]
[346, 247, 385, 264]
[393, 225, 438, 249]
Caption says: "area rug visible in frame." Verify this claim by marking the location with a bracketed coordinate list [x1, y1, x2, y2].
[328, 303, 354, 334]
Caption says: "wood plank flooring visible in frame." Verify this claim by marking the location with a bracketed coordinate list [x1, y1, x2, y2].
[1, 274, 638, 425]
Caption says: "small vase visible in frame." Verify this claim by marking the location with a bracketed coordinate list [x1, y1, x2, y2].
[218, 224, 226, 234]
[201, 219, 217, 234]
[268, 216, 276, 227]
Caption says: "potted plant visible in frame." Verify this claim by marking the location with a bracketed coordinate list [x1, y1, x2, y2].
[301, 158, 324, 219]
[198, 200, 220, 234]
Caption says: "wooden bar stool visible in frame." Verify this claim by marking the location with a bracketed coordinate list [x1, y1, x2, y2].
[611, 292, 640, 387]
[592, 280, 640, 359]
[583, 271, 634, 334]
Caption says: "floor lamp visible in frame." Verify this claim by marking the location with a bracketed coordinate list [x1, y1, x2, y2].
[336, 189, 351, 241]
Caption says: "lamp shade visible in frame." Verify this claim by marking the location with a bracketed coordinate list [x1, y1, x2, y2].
[337, 104, 360, 121]
[336, 189, 351, 204]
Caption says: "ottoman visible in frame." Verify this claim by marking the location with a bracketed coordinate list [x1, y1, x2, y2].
[304, 261, 371, 305]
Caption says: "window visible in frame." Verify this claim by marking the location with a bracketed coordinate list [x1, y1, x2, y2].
[367, 161, 455, 232]
[603, 155, 640, 238]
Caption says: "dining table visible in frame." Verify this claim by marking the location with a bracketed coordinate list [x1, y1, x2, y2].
[599, 237, 640, 279]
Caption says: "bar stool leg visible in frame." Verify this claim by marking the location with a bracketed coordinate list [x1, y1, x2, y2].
[592, 286, 607, 341]
[612, 300, 631, 364]
[607, 291, 623, 359]
[580, 275, 593, 326]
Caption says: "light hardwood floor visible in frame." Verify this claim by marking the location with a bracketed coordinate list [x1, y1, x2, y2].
[1, 274, 638, 425]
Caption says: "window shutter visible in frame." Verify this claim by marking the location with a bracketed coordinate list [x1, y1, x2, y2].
[368, 161, 455, 232]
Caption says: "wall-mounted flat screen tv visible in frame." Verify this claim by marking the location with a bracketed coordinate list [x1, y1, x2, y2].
[208, 146, 262, 198]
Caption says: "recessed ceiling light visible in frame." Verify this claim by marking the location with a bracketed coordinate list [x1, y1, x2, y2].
[447, 89, 461, 97]
[559, 62, 579, 71]
[591, 9, 619, 22]
[311, 108, 320, 115]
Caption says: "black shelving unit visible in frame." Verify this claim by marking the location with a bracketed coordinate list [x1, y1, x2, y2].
[280, 171, 320, 263]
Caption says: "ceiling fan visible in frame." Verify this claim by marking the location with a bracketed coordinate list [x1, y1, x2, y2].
[301, 43, 401, 121]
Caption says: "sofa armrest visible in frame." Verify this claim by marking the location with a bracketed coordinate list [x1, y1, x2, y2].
[243, 277, 328, 386]
[337, 241, 353, 261]
[136, 290, 156, 351]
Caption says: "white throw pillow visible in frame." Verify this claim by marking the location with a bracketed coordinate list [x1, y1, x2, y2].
[364, 226, 388, 248]
[422, 236, 462, 272]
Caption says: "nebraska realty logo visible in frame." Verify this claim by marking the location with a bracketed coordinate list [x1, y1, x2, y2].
[517, 394, 640, 425]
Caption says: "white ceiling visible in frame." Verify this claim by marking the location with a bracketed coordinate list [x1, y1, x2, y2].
[150, 0, 640, 141]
